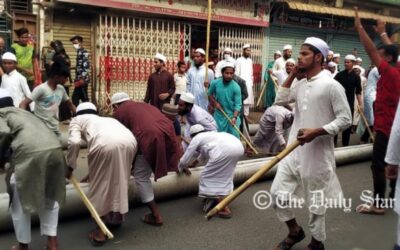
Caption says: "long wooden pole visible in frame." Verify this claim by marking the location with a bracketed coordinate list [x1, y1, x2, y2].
[204, 0, 212, 100]
[218, 108, 259, 155]
[256, 79, 268, 108]
[70, 176, 114, 239]
[357, 104, 375, 142]
[206, 140, 300, 219]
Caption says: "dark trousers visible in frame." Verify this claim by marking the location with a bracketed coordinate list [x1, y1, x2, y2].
[371, 131, 397, 207]
[361, 126, 373, 142]
[59, 86, 71, 121]
[72, 85, 89, 106]
[174, 94, 181, 105]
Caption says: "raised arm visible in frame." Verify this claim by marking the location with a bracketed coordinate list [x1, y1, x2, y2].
[354, 7, 382, 68]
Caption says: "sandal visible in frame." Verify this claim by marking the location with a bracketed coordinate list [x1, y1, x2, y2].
[275, 227, 305, 250]
[88, 230, 107, 247]
[217, 207, 232, 219]
[141, 213, 163, 226]
[203, 198, 218, 213]
[304, 242, 325, 250]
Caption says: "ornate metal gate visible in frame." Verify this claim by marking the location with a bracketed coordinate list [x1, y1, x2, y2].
[97, 15, 191, 113]
[218, 26, 264, 108]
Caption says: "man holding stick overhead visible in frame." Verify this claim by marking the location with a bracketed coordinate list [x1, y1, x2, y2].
[271, 37, 351, 250]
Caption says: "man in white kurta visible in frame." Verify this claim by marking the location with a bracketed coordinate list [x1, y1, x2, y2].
[0, 52, 32, 107]
[272, 58, 296, 86]
[215, 47, 236, 78]
[187, 48, 214, 111]
[66, 102, 137, 244]
[235, 44, 254, 117]
[271, 37, 351, 250]
[178, 124, 244, 218]
[253, 105, 293, 154]
[384, 101, 400, 250]
[177, 92, 217, 146]
[273, 44, 293, 72]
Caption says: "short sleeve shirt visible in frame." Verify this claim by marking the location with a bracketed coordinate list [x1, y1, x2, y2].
[31, 82, 69, 135]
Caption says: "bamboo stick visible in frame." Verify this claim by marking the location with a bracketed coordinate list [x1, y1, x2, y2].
[357, 104, 375, 142]
[218, 108, 259, 155]
[70, 176, 114, 239]
[256, 79, 267, 108]
[206, 140, 300, 219]
[204, 0, 212, 100]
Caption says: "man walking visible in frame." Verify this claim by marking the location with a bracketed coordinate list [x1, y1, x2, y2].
[271, 37, 351, 250]
[70, 35, 90, 106]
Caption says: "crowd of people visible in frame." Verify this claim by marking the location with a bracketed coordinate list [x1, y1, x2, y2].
[0, 7, 400, 250]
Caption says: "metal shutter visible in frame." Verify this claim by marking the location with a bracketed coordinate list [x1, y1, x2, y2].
[53, 11, 93, 100]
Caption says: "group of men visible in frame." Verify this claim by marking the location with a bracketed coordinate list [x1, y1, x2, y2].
[1, 7, 400, 250]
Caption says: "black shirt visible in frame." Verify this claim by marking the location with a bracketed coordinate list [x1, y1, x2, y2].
[334, 70, 362, 111]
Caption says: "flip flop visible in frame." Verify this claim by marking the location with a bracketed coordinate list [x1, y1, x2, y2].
[217, 210, 232, 219]
[141, 213, 163, 226]
[203, 198, 218, 213]
[355, 204, 385, 215]
[88, 230, 107, 247]
[304, 242, 325, 250]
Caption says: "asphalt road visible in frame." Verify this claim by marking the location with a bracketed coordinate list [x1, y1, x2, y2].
[0, 160, 396, 250]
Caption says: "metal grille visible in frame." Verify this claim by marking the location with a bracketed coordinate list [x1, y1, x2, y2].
[218, 26, 264, 108]
[9, 0, 31, 12]
[97, 15, 191, 113]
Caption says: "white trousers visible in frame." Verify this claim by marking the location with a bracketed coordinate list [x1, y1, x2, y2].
[243, 104, 250, 116]
[274, 205, 326, 242]
[133, 155, 155, 204]
[10, 176, 59, 244]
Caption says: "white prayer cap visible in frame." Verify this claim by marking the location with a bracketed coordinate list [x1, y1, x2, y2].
[285, 58, 296, 65]
[243, 44, 251, 49]
[111, 92, 130, 105]
[328, 50, 334, 55]
[356, 57, 362, 62]
[327, 62, 337, 67]
[333, 53, 340, 58]
[344, 54, 356, 61]
[2, 52, 16, 62]
[190, 124, 205, 136]
[180, 92, 195, 104]
[352, 65, 362, 71]
[195, 48, 206, 55]
[224, 47, 233, 53]
[274, 50, 282, 55]
[221, 61, 235, 71]
[303, 37, 329, 58]
[283, 45, 292, 51]
[0, 88, 11, 99]
[76, 102, 97, 113]
[154, 53, 167, 63]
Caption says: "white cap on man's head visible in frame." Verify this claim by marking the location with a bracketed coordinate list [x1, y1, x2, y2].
[154, 53, 167, 63]
[352, 65, 362, 70]
[195, 48, 206, 55]
[243, 44, 250, 49]
[190, 124, 205, 136]
[328, 50, 334, 56]
[111, 92, 130, 105]
[224, 47, 233, 53]
[221, 61, 235, 71]
[0, 88, 11, 99]
[356, 57, 362, 62]
[303, 37, 329, 59]
[286, 58, 296, 65]
[180, 92, 195, 104]
[283, 45, 292, 50]
[333, 53, 340, 58]
[76, 102, 97, 113]
[2, 52, 16, 62]
[344, 54, 356, 61]
[327, 62, 337, 67]
[275, 50, 282, 56]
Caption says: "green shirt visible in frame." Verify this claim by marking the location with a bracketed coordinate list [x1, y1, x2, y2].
[11, 43, 34, 81]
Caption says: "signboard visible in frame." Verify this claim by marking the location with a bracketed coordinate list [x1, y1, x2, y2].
[58, 0, 270, 27]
